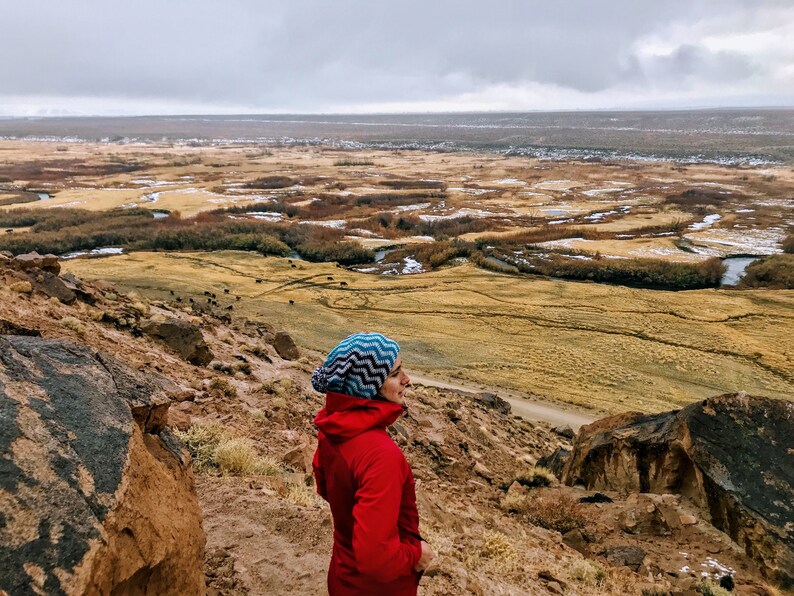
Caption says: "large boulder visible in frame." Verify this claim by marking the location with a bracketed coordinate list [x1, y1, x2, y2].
[0, 335, 206, 595]
[561, 393, 794, 587]
[272, 331, 300, 360]
[141, 316, 213, 366]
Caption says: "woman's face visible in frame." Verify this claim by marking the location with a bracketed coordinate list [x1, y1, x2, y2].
[378, 356, 411, 404]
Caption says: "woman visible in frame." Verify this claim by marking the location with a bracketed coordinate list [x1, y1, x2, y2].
[312, 332, 436, 595]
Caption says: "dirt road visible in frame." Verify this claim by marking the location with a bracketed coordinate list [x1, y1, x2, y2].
[410, 373, 596, 430]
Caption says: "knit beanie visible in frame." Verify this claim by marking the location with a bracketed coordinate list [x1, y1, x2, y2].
[311, 332, 400, 399]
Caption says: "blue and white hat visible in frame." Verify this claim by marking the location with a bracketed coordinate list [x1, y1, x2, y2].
[312, 332, 400, 399]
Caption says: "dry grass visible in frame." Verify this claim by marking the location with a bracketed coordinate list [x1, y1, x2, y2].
[285, 483, 322, 507]
[177, 422, 227, 470]
[570, 559, 607, 587]
[464, 531, 519, 574]
[66, 252, 794, 415]
[177, 424, 284, 477]
[60, 316, 87, 337]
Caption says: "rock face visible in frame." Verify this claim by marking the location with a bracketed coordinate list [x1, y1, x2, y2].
[141, 316, 214, 366]
[561, 393, 794, 587]
[0, 335, 206, 595]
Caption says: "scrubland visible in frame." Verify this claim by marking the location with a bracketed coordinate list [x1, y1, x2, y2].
[2, 139, 791, 413]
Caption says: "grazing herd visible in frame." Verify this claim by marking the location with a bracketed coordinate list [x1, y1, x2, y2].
[166, 261, 353, 310]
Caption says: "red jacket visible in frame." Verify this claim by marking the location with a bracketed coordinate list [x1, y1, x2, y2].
[313, 391, 423, 596]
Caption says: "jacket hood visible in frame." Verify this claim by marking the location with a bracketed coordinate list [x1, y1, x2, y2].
[314, 391, 405, 442]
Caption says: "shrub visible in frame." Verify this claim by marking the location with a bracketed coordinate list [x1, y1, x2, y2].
[469, 531, 518, 573]
[519, 493, 589, 533]
[61, 316, 87, 337]
[333, 159, 373, 166]
[695, 581, 732, 596]
[570, 559, 606, 586]
[296, 240, 374, 265]
[209, 377, 237, 399]
[245, 176, 297, 189]
[379, 179, 446, 190]
[739, 255, 794, 289]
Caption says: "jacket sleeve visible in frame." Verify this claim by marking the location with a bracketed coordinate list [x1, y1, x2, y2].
[312, 443, 327, 501]
[352, 445, 422, 581]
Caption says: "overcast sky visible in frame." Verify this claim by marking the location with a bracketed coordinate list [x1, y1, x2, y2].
[1, 0, 792, 115]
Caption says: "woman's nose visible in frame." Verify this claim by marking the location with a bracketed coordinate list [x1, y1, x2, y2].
[401, 371, 411, 385]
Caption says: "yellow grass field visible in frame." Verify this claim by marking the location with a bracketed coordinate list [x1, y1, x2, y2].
[65, 251, 794, 415]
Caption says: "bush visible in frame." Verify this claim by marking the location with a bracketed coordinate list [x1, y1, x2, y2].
[296, 240, 374, 265]
[490, 247, 726, 290]
[519, 493, 589, 533]
[245, 176, 297, 189]
[333, 159, 373, 166]
[209, 377, 237, 399]
[739, 254, 794, 289]
[213, 437, 260, 475]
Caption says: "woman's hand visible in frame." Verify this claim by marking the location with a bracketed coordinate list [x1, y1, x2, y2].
[414, 541, 436, 572]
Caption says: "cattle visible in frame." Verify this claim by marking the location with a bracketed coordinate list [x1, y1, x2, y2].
[5, 229, 12, 234]
[288, 259, 293, 264]
[327, 276, 334, 281]
[256, 279, 263, 284]
[236, 296, 241, 301]
[204, 291, 211, 296]
[340, 281, 348, 287]
[207, 298, 212, 303]
[224, 288, 230, 294]
[290, 264, 297, 268]
[189, 298, 194, 303]
[226, 305, 233, 310]
[288, 299, 295, 305]
[176, 297, 182, 302]
[169, 290, 174, 295]
[211, 293, 217, 299]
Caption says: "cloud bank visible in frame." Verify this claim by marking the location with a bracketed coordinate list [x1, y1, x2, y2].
[1, 0, 792, 114]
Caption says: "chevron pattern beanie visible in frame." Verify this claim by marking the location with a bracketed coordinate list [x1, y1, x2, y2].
[311, 332, 400, 399]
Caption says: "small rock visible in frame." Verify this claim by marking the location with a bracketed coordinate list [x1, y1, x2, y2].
[679, 515, 697, 526]
[604, 546, 647, 572]
[474, 392, 511, 415]
[562, 529, 589, 555]
[552, 424, 575, 439]
[472, 461, 493, 482]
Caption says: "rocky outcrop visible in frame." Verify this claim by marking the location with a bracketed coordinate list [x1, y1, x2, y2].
[561, 393, 794, 587]
[9, 251, 61, 275]
[0, 335, 206, 595]
[141, 316, 214, 366]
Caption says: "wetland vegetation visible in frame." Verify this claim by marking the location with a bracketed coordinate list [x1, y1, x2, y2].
[1, 136, 791, 413]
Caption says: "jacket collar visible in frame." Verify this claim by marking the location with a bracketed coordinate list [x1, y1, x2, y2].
[314, 391, 405, 442]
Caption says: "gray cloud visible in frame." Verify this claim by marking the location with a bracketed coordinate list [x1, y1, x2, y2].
[0, 0, 790, 113]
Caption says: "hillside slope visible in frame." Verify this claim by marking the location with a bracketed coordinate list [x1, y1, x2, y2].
[0, 252, 783, 595]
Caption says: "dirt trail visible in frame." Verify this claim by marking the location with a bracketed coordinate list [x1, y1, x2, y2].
[410, 373, 596, 429]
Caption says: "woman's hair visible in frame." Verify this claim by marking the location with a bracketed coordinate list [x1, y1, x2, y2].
[312, 332, 400, 399]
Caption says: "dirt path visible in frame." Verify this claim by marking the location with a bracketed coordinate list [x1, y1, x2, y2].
[410, 373, 596, 430]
